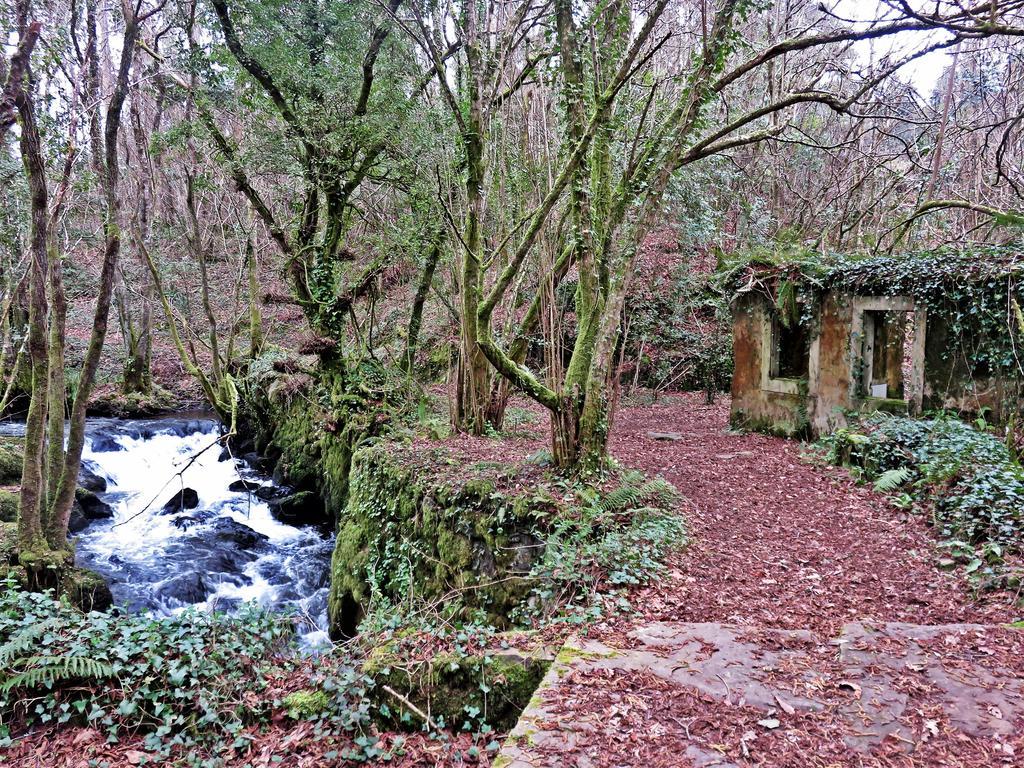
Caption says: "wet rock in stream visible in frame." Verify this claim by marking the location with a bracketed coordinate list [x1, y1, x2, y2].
[228, 479, 262, 493]
[267, 491, 327, 528]
[208, 518, 269, 549]
[78, 461, 108, 493]
[69, 488, 115, 533]
[159, 487, 200, 514]
[155, 571, 211, 604]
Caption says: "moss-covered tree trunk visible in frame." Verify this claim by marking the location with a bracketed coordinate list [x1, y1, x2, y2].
[16, 80, 50, 550]
[45, 243, 68, 507]
[452, 19, 493, 435]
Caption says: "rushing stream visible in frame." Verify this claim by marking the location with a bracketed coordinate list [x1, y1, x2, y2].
[1, 415, 333, 647]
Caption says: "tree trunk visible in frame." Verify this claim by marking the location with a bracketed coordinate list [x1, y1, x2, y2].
[46, 6, 139, 548]
[247, 238, 264, 359]
[45, 243, 67, 507]
[403, 233, 441, 373]
[15, 74, 51, 551]
[452, 77, 492, 434]
[121, 68, 157, 395]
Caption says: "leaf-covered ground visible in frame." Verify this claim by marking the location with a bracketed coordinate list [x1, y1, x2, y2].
[503, 393, 1023, 767]
[602, 394, 1017, 636]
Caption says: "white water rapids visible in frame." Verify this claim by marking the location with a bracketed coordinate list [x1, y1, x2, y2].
[3, 416, 333, 648]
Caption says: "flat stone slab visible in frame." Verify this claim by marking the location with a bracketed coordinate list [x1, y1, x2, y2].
[647, 431, 685, 442]
[496, 621, 1024, 767]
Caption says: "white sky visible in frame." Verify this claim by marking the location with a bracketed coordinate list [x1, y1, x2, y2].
[833, 0, 954, 97]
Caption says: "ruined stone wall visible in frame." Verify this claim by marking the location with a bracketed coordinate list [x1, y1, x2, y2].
[923, 313, 1022, 422]
[729, 294, 810, 436]
[328, 443, 542, 638]
[809, 293, 855, 435]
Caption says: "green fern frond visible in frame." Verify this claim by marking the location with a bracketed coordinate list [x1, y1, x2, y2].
[0, 618, 60, 666]
[775, 279, 798, 327]
[1, 654, 114, 694]
[873, 467, 913, 493]
[600, 473, 677, 514]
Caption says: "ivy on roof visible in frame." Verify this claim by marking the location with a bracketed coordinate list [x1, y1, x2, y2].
[727, 244, 1023, 301]
[826, 247, 1024, 298]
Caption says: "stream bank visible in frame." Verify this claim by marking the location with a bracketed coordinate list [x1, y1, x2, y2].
[235, 356, 548, 639]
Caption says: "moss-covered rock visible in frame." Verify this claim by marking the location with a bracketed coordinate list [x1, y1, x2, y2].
[238, 356, 548, 639]
[327, 444, 545, 638]
[62, 567, 113, 612]
[0, 489, 17, 523]
[0, 527, 111, 611]
[282, 689, 330, 719]
[87, 385, 180, 418]
[1, 522, 28, 587]
[238, 356, 367, 520]
[0, 521, 17, 564]
[329, 442, 552, 638]
[365, 643, 551, 732]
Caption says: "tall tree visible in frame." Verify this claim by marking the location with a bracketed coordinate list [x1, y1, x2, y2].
[12, 0, 153, 564]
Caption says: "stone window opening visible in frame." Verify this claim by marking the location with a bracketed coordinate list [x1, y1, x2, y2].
[851, 297, 926, 411]
[769, 315, 810, 380]
[861, 309, 913, 399]
[759, 305, 816, 397]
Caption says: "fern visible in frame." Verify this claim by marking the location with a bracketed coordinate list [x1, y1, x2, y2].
[1, 654, 114, 694]
[600, 472, 677, 514]
[873, 467, 913, 493]
[0, 617, 59, 667]
[775, 279, 799, 327]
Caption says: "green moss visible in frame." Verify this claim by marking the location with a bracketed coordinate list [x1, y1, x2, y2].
[282, 689, 329, 719]
[240, 365, 359, 521]
[88, 385, 178, 418]
[861, 396, 910, 415]
[0, 444, 21, 485]
[732, 411, 807, 438]
[327, 444, 542, 638]
[552, 644, 619, 665]
[0, 489, 17, 523]
[365, 646, 549, 732]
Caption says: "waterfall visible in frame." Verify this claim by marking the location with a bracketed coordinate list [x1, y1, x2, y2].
[5, 416, 333, 648]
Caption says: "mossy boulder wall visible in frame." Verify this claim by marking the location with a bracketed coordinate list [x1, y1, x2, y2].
[328, 444, 544, 638]
[236, 358, 362, 519]
[236, 357, 543, 637]
[366, 642, 551, 731]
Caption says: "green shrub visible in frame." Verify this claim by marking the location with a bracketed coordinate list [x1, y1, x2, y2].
[517, 470, 686, 624]
[0, 586, 304, 748]
[824, 414, 1024, 550]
